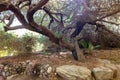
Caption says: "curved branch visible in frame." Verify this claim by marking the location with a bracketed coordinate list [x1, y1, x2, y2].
[101, 20, 120, 26]
[27, 0, 74, 50]
[9, 4, 28, 25]
[0, 2, 46, 34]
[4, 25, 24, 32]
[15, 0, 31, 8]
[40, 13, 47, 24]
[30, 0, 49, 12]
[48, 18, 54, 29]
[43, 6, 59, 22]
[95, 8, 120, 22]
[6, 14, 14, 26]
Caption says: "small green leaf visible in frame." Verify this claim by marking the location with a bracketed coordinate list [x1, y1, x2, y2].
[88, 42, 94, 50]
[80, 40, 88, 48]
[94, 45, 101, 49]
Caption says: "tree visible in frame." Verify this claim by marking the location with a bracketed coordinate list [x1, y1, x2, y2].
[0, 0, 120, 61]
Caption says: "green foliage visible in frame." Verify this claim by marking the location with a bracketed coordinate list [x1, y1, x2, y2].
[13, 33, 37, 55]
[0, 26, 37, 56]
[37, 35, 52, 49]
[0, 30, 16, 50]
[79, 40, 100, 50]
[55, 31, 62, 38]
[67, 12, 73, 22]
[79, 40, 88, 49]
[37, 35, 49, 44]
[79, 40, 100, 55]
[37, 31, 62, 47]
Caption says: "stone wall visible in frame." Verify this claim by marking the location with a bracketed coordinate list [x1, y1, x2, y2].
[0, 60, 53, 79]
[56, 60, 120, 80]
[0, 59, 120, 80]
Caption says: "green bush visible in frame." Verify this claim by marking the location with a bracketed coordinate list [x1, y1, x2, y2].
[0, 28, 37, 56]
[79, 40, 100, 50]
[13, 33, 37, 55]
[79, 40, 100, 55]
[37, 35, 53, 49]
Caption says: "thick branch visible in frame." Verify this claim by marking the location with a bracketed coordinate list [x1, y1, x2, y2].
[96, 23, 120, 38]
[0, 2, 48, 35]
[27, 0, 74, 50]
[4, 25, 24, 32]
[0, 2, 10, 11]
[30, 0, 49, 11]
[95, 9, 120, 22]
[43, 7, 59, 22]
[6, 14, 14, 26]
[9, 4, 28, 25]
[101, 20, 120, 25]
[15, 0, 30, 8]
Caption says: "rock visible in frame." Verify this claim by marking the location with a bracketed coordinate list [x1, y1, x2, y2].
[24, 63, 33, 75]
[47, 66, 52, 74]
[56, 65, 92, 80]
[115, 65, 120, 80]
[97, 59, 111, 65]
[104, 64, 117, 79]
[92, 67, 113, 80]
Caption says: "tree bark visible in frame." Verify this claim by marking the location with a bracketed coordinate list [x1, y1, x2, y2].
[74, 39, 86, 61]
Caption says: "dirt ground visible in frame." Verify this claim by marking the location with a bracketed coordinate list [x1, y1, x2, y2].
[0, 49, 120, 80]
[0, 48, 120, 67]
[93, 48, 120, 64]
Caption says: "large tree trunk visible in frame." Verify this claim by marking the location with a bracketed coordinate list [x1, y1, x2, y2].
[74, 39, 86, 61]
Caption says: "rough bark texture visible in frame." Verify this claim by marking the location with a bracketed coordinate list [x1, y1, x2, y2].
[74, 40, 86, 61]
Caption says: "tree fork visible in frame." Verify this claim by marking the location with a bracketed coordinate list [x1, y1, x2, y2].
[0, 0, 84, 61]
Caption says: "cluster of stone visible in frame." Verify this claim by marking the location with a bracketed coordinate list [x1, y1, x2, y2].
[56, 59, 120, 80]
[0, 60, 52, 78]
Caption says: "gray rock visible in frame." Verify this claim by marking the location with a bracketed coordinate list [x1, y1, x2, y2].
[47, 66, 52, 74]
[56, 65, 92, 80]
[104, 64, 117, 79]
[115, 65, 120, 80]
[97, 59, 111, 65]
[92, 67, 113, 80]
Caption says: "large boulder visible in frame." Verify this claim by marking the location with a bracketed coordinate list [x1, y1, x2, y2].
[92, 67, 113, 80]
[104, 64, 117, 79]
[56, 65, 92, 80]
[115, 65, 120, 80]
[97, 59, 111, 65]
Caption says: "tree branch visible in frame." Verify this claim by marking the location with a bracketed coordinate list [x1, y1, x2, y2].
[4, 25, 24, 32]
[27, 0, 74, 50]
[101, 20, 120, 26]
[6, 14, 14, 26]
[95, 8, 120, 22]
[43, 6, 59, 22]
[30, 0, 49, 12]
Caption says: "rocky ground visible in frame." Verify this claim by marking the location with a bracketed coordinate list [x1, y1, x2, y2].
[93, 49, 120, 64]
[0, 49, 120, 80]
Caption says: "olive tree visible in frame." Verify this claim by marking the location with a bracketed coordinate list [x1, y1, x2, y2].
[0, 0, 120, 61]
